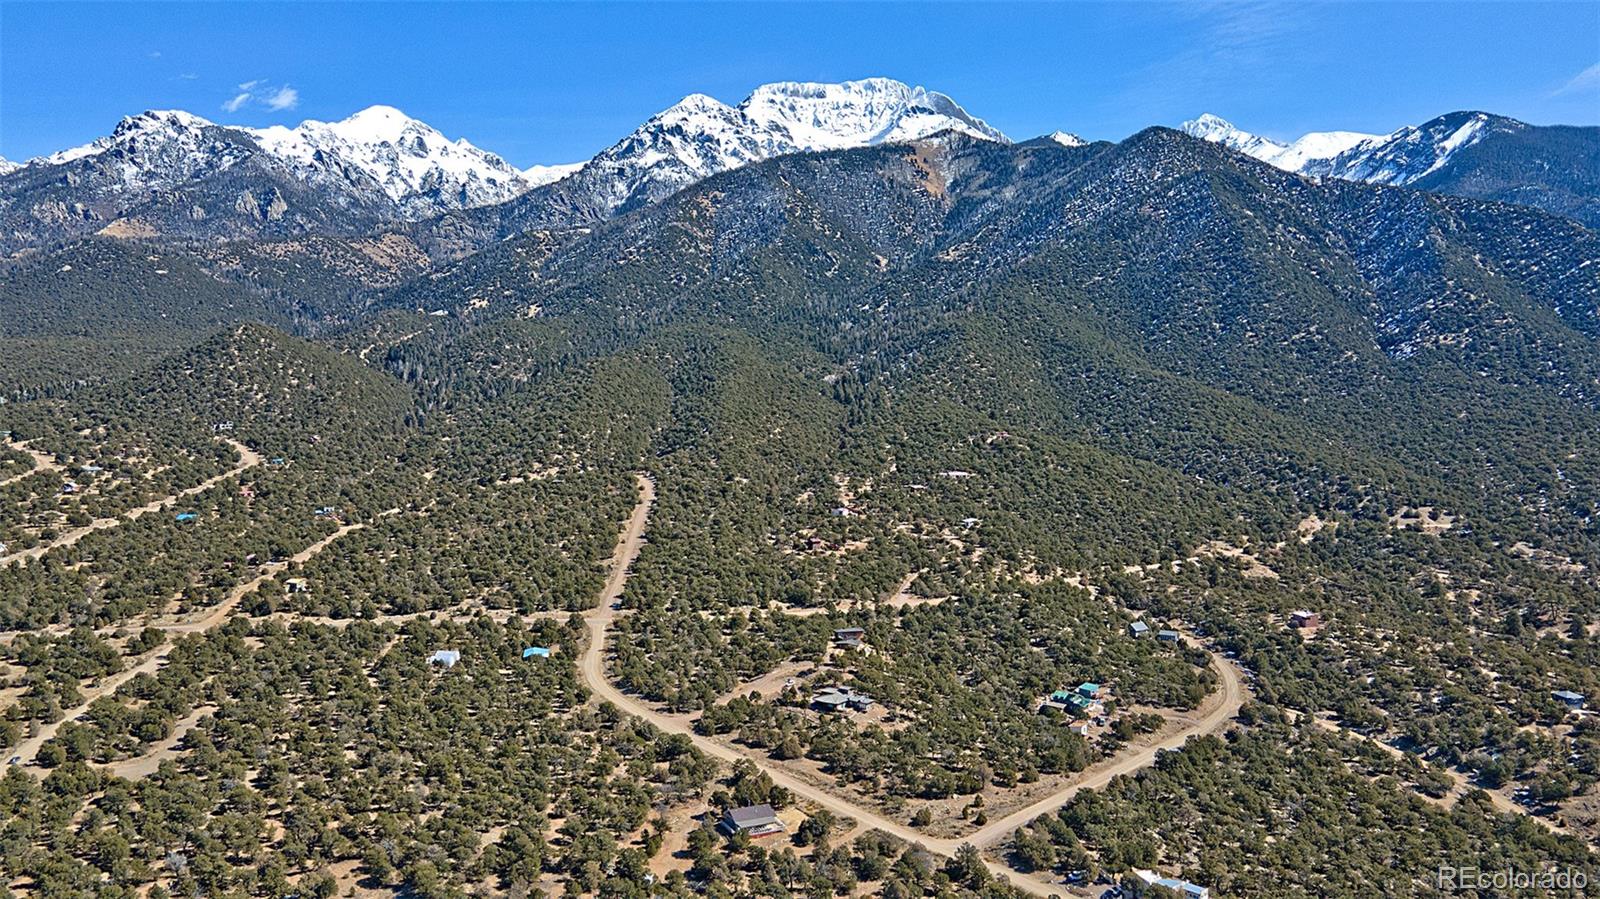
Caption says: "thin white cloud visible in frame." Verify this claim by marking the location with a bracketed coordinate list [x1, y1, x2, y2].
[221, 80, 301, 114]
[1553, 61, 1600, 96]
[264, 86, 299, 111]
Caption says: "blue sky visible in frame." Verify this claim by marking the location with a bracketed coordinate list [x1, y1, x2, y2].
[2, 2, 1596, 166]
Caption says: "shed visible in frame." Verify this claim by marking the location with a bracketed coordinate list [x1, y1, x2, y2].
[175, 512, 198, 523]
[833, 627, 865, 643]
[1158, 629, 1181, 643]
[720, 804, 785, 838]
[522, 646, 551, 659]
[428, 650, 461, 668]
[284, 577, 309, 594]
[1129, 620, 1151, 638]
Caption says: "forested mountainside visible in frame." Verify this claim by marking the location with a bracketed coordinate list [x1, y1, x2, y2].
[0, 126, 1596, 898]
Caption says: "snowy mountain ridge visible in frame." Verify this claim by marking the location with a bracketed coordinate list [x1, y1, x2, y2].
[1180, 110, 1527, 187]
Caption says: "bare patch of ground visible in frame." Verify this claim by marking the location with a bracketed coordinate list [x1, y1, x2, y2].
[103, 705, 216, 780]
[1390, 505, 1456, 535]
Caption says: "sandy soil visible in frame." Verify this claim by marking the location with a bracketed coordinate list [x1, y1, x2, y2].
[103, 704, 216, 780]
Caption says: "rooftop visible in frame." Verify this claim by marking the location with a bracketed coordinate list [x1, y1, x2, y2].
[724, 804, 779, 827]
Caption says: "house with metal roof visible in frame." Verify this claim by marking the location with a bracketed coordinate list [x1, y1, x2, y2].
[522, 646, 551, 659]
[428, 650, 461, 668]
[1553, 690, 1586, 710]
[812, 687, 874, 713]
[1129, 620, 1151, 638]
[719, 804, 785, 838]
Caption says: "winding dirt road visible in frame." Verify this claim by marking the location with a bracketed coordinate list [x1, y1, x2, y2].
[1, 439, 264, 568]
[9, 522, 362, 767]
[579, 474, 1247, 896]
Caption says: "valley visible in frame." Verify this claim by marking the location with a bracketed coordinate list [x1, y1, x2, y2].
[0, 74, 1596, 899]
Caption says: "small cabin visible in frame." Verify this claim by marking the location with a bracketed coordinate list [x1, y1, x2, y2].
[1290, 610, 1321, 629]
[1158, 629, 1181, 643]
[522, 646, 551, 659]
[1129, 620, 1151, 638]
[428, 650, 461, 668]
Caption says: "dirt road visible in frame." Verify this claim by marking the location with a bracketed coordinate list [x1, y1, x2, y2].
[578, 474, 1248, 897]
[0, 440, 62, 488]
[8, 522, 362, 767]
[1, 439, 264, 567]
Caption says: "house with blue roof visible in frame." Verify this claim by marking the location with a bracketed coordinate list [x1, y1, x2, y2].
[522, 646, 551, 659]
[175, 512, 198, 523]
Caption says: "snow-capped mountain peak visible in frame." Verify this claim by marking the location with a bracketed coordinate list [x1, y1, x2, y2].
[1047, 131, 1086, 147]
[1180, 113, 1289, 161]
[246, 106, 533, 215]
[522, 162, 583, 188]
[42, 109, 222, 166]
[738, 77, 1007, 149]
[565, 77, 1010, 216]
